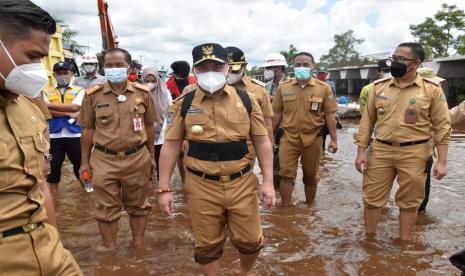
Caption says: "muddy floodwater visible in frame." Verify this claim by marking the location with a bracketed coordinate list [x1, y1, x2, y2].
[53, 122, 465, 275]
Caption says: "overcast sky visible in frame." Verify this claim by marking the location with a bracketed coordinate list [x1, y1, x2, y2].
[32, 0, 465, 70]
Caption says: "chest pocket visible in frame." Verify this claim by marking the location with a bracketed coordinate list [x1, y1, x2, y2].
[309, 96, 323, 112]
[33, 134, 47, 153]
[186, 113, 209, 125]
[130, 104, 146, 115]
[227, 111, 248, 124]
[283, 94, 296, 113]
[95, 108, 114, 128]
[375, 100, 390, 116]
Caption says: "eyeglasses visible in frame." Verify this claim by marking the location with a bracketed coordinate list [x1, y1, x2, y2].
[387, 56, 418, 65]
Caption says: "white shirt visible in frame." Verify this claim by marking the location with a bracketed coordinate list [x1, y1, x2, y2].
[155, 119, 167, 145]
[43, 84, 85, 139]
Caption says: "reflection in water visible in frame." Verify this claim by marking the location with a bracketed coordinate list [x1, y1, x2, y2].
[53, 122, 465, 275]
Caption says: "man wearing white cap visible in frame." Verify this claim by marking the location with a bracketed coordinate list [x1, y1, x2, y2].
[74, 53, 106, 89]
[263, 53, 288, 100]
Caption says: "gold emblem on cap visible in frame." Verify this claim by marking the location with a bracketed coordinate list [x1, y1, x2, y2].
[191, 125, 204, 135]
[202, 45, 214, 55]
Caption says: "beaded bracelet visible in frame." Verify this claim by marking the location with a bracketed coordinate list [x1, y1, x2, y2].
[156, 188, 173, 195]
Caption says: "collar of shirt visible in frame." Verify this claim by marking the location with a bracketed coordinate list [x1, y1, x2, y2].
[102, 80, 136, 94]
[390, 74, 423, 88]
[291, 76, 316, 87]
[195, 84, 235, 103]
[240, 74, 252, 87]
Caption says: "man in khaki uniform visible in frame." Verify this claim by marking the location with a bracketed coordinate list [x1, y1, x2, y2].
[355, 42, 451, 241]
[272, 52, 339, 207]
[0, 1, 82, 274]
[158, 43, 276, 276]
[450, 100, 465, 129]
[225, 46, 274, 165]
[79, 48, 158, 250]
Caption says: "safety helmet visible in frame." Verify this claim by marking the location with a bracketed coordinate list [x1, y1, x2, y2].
[81, 53, 99, 64]
[263, 53, 287, 68]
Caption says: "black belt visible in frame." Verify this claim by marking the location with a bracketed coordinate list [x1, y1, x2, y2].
[377, 139, 429, 147]
[1, 222, 43, 238]
[93, 144, 145, 157]
[188, 140, 248, 161]
[187, 164, 251, 182]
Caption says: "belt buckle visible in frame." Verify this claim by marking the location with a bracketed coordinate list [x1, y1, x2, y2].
[116, 151, 126, 157]
[22, 223, 38, 233]
[219, 175, 230, 182]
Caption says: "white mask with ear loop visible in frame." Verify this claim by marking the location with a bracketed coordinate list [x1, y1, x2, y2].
[195, 67, 229, 94]
[0, 39, 49, 98]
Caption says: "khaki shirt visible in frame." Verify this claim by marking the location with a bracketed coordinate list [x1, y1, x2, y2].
[355, 76, 451, 148]
[450, 100, 465, 129]
[78, 81, 158, 151]
[0, 93, 49, 232]
[165, 85, 268, 175]
[272, 77, 338, 147]
[28, 95, 52, 120]
[231, 75, 273, 118]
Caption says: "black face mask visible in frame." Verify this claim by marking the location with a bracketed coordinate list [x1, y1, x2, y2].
[390, 61, 407, 78]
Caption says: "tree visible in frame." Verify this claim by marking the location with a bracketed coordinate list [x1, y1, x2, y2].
[280, 44, 299, 65]
[410, 3, 465, 59]
[55, 19, 88, 56]
[319, 30, 364, 67]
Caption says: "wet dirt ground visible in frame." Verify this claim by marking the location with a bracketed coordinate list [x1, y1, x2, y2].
[53, 122, 465, 275]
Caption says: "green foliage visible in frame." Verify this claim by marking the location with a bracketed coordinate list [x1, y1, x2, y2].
[410, 3, 465, 59]
[55, 19, 88, 56]
[319, 30, 364, 67]
[280, 44, 299, 65]
[246, 65, 263, 77]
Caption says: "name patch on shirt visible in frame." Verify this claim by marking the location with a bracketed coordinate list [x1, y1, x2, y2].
[96, 103, 110, 108]
[187, 108, 204, 114]
[283, 92, 294, 97]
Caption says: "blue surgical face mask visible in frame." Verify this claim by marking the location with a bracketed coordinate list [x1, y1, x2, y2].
[104, 67, 128, 84]
[294, 67, 312, 80]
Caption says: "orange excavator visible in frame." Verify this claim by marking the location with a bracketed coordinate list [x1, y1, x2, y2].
[97, 0, 118, 50]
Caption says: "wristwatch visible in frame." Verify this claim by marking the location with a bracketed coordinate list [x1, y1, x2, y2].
[44, 153, 53, 161]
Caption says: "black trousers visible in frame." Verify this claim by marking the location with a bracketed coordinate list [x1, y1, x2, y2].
[47, 137, 81, 183]
[419, 156, 434, 211]
[154, 144, 163, 180]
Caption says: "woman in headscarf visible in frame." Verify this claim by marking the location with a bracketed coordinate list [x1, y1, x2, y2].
[142, 67, 172, 179]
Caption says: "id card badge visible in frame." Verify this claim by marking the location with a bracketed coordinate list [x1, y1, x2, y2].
[404, 108, 417, 124]
[310, 102, 320, 111]
[133, 116, 143, 132]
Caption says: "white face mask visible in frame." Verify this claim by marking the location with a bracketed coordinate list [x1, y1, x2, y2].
[83, 64, 97, 74]
[0, 39, 48, 98]
[55, 75, 72, 86]
[264, 69, 274, 80]
[227, 71, 243, 85]
[195, 68, 228, 94]
[146, 82, 157, 91]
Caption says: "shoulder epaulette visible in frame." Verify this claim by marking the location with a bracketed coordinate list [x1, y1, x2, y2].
[85, 84, 104, 96]
[134, 82, 150, 92]
[373, 77, 392, 85]
[250, 78, 265, 87]
[422, 77, 440, 87]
